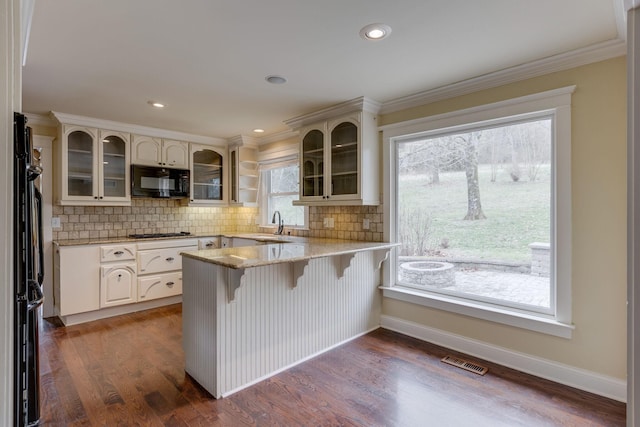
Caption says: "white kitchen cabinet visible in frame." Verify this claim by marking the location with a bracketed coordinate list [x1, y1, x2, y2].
[220, 237, 264, 248]
[285, 97, 381, 206]
[229, 143, 259, 206]
[100, 263, 137, 308]
[137, 246, 186, 274]
[100, 244, 136, 262]
[54, 244, 101, 316]
[138, 272, 182, 301]
[131, 135, 189, 169]
[136, 239, 197, 302]
[198, 237, 220, 249]
[54, 124, 131, 206]
[99, 243, 137, 308]
[188, 143, 227, 206]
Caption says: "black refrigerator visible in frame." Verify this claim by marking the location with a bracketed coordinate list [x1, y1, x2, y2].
[13, 112, 44, 427]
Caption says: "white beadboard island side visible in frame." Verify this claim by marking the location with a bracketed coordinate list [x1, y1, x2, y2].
[181, 240, 396, 398]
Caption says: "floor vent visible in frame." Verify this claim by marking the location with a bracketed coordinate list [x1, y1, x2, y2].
[441, 355, 489, 376]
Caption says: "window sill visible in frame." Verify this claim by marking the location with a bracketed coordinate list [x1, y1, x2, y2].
[379, 286, 574, 339]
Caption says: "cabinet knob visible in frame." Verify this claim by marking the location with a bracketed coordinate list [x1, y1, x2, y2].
[118, 274, 122, 279]
[94, 196, 98, 199]
[166, 281, 174, 287]
[166, 257, 175, 262]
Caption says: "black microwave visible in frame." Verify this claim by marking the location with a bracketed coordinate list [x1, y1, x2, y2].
[131, 165, 190, 199]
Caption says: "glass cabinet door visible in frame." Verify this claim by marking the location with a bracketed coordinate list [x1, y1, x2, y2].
[193, 148, 223, 201]
[67, 130, 95, 197]
[330, 122, 358, 196]
[101, 135, 127, 198]
[302, 129, 324, 197]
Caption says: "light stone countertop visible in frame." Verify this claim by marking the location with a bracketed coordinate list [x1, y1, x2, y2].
[53, 232, 301, 246]
[180, 239, 399, 269]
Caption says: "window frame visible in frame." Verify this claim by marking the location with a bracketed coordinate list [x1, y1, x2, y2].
[380, 87, 575, 338]
[259, 159, 309, 229]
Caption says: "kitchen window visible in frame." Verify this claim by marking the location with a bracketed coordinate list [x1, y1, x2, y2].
[380, 87, 574, 338]
[260, 161, 308, 229]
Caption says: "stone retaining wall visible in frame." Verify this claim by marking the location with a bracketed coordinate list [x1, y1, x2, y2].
[529, 242, 550, 277]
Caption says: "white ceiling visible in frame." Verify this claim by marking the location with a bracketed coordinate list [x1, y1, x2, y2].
[22, 0, 623, 140]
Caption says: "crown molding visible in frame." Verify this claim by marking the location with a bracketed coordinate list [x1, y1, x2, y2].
[24, 112, 56, 127]
[227, 134, 259, 147]
[284, 96, 381, 130]
[50, 111, 226, 146]
[256, 128, 299, 145]
[379, 38, 626, 115]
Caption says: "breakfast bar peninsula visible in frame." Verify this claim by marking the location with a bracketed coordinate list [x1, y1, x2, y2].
[180, 237, 396, 398]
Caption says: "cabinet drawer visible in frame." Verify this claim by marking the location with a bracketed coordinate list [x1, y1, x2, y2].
[101, 244, 136, 262]
[138, 272, 182, 301]
[137, 245, 197, 274]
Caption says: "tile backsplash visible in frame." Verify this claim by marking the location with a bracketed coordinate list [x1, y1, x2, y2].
[51, 199, 259, 241]
[52, 200, 384, 242]
[259, 205, 384, 242]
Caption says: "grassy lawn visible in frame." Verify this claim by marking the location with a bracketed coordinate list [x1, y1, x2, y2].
[398, 164, 550, 262]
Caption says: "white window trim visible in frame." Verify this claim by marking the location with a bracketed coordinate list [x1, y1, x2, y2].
[259, 158, 309, 230]
[380, 86, 575, 339]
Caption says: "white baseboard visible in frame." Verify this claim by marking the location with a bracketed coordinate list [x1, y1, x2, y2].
[380, 315, 626, 402]
[55, 296, 182, 326]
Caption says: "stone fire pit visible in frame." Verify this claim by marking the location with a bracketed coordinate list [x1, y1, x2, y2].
[399, 261, 455, 288]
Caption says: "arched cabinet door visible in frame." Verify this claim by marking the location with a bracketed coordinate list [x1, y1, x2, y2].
[63, 125, 98, 200]
[300, 126, 325, 200]
[163, 139, 189, 169]
[131, 135, 162, 166]
[100, 263, 137, 308]
[328, 118, 359, 197]
[190, 144, 226, 205]
[99, 130, 130, 201]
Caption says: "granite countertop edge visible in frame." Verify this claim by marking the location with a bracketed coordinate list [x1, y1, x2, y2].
[180, 241, 399, 269]
[53, 232, 305, 246]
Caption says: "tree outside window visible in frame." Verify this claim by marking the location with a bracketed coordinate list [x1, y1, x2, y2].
[396, 117, 552, 312]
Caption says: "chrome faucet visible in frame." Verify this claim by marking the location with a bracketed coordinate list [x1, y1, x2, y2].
[271, 210, 284, 235]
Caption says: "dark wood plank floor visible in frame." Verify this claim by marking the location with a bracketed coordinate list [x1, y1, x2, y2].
[39, 304, 625, 426]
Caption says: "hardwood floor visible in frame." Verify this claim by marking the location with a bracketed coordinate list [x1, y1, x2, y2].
[39, 304, 625, 426]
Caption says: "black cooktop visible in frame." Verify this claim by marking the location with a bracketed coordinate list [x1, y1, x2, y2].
[128, 231, 192, 239]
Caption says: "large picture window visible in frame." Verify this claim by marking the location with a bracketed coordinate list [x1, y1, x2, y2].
[396, 117, 552, 313]
[382, 87, 574, 337]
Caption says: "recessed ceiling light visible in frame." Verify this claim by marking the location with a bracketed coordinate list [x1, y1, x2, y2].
[359, 23, 392, 41]
[147, 101, 166, 108]
[253, 128, 265, 133]
[265, 75, 287, 84]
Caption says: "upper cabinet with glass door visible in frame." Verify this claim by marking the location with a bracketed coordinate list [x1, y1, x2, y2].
[188, 144, 226, 206]
[54, 124, 131, 206]
[285, 97, 381, 206]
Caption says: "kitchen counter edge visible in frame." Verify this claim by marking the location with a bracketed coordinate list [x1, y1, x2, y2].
[180, 241, 399, 269]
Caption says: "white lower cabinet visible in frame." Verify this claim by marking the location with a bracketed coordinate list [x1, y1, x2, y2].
[137, 246, 185, 274]
[136, 239, 197, 302]
[54, 238, 198, 324]
[138, 272, 182, 301]
[100, 263, 137, 308]
[54, 244, 101, 316]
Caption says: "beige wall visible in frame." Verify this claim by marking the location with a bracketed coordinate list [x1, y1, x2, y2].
[379, 56, 627, 379]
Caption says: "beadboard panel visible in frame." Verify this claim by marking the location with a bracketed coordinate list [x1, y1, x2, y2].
[182, 251, 382, 398]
